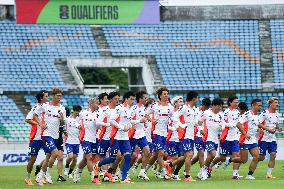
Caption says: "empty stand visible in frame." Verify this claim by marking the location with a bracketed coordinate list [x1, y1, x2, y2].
[0, 20, 100, 92]
[103, 20, 261, 91]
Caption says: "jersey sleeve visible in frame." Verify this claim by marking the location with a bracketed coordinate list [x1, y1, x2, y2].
[258, 111, 266, 124]
[239, 111, 249, 124]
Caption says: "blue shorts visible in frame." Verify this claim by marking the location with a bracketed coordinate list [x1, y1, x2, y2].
[153, 135, 166, 152]
[81, 141, 97, 155]
[167, 141, 180, 156]
[110, 140, 131, 157]
[240, 143, 258, 150]
[130, 137, 148, 153]
[98, 139, 110, 156]
[65, 143, 80, 155]
[181, 139, 194, 153]
[219, 140, 240, 156]
[195, 137, 205, 151]
[205, 141, 218, 153]
[259, 141, 277, 156]
[42, 136, 58, 154]
[29, 140, 46, 156]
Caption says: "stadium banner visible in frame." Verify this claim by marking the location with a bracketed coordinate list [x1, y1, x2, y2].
[160, 0, 284, 6]
[16, 0, 160, 24]
[0, 149, 84, 166]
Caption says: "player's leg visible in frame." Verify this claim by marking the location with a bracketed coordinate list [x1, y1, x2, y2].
[266, 141, 277, 178]
[246, 144, 259, 179]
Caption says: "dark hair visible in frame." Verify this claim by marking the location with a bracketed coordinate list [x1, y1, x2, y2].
[123, 91, 135, 100]
[108, 91, 120, 100]
[186, 91, 198, 102]
[156, 87, 169, 100]
[227, 96, 238, 106]
[136, 91, 147, 102]
[212, 98, 224, 106]
[65, 107, 71, 117]
[202, 98, 211, 107]
[251, 99, 262, 106]
[98, 92, 108, 102]
[145, 98, 154, 108]
[238, 102, 248, 112]
[73, 105, 82, 112]
[36, 90, 48, 103]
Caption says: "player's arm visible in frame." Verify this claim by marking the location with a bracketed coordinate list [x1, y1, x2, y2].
[109, 106, 126, 131]
[258, 123, 275, 134]
[145, 104, 157, 125]
[237, 113, 250, 138]
[275, 123, 282, 132]
[258, 112, 275, 134]
[58, 109, 66, 126]
[25, 118, 38, 126]
[33, 113, 47, 130]
[25, 107, 40, 126]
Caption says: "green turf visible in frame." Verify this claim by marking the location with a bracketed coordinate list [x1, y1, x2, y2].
[1, 161, 284, 189]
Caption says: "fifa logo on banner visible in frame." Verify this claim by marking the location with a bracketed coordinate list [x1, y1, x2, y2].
[59, 5, 69, 19]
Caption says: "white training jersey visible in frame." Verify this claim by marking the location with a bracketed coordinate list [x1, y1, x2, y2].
[199, 109, 224, 144]
[98, 105, 116, 140]
[239, 110, 259, 144]
[169, 110, 179, 142]
[174, 103, 198, 140]
[132, 103, 147, 139]
[26, 103, 43, 141]
[145, 116, 152, 143]
[146, 102, 174, 137]
[223, 107, 240, 141]
[65, 116, 81, 144]
[259, 109, 280, 142]
[96, 105, 109, 140]
[195, 106, 205, 138]
[37, 102, 66, 139]
[79, 109, 99, 143]
[110, 104, 137, 140]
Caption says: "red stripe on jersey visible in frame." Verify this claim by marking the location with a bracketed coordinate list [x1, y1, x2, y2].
[220, 118, 229, 144]
[178, 115, 185, 141]
[79, 119, 85, 142]
[166, 130, 172, 144]
[258, 120, 265, 143]
[151, 113, 155, 139]
[109, 117, 120, 140]
[128, 115, 136, 139]
[239, 121, 248, 145]
[40, 112, 45, 136]
[99, 117, 108, 142]
[202, 120, 208, 143]
[29, 118, 38, 143]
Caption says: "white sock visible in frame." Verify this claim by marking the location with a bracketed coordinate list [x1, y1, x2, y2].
[233, 170, 238, 176]
[76, 168, 83, 174]
[139, 169, 145, 175]
[46, 167, 51, 175]
[26, 172, 31, 179]
[89, 171, 95, 179]
[37, 170, 44, 179]
[267, 168, 273, 175]
[161, 168, 167, 175]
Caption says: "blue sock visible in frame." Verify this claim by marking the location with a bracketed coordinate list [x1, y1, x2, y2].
[122, 154, 131, 181]
[98, 157, 115, 167]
